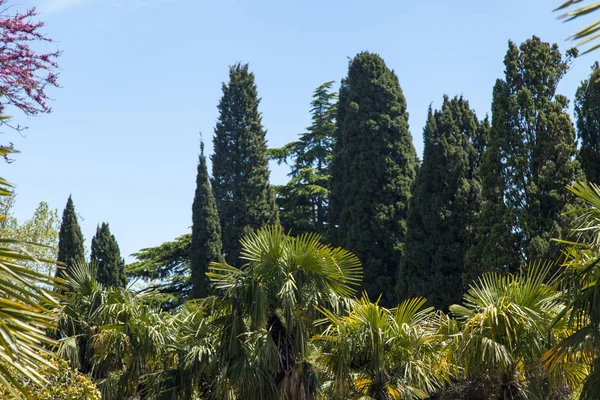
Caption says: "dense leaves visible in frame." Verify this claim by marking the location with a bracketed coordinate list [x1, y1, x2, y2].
[270, 81, 337, 238]
[56, 195, 85, 280]
[91, 222, 127, 288]
[191, 141, 223, 299]
[330, 51, 418, 305]
[127, 233, 191, 309]
[465, 37, 582, 282]
[399, 96, 486, 310]
[575, 63, 600, 184]
[211, 63, 278, 265]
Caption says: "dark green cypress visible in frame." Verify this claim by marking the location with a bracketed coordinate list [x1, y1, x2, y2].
[398, 96, 485, 310]
[464, 37, 582, 283]
[190, 141, 223, 299]
[91, 222, 127, 288]
[270, 81, 337, 238]
[211, 63, 278, 265]
[329, 52, 418, 305]
[56, 195, 85, 279]
[575, 63, 600, 184]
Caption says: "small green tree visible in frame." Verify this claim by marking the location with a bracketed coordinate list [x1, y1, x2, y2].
[330, 52, 418, 305]
[211, 63, 278, 265]
[91, 222, 127, 288]
[270, 81, 337, 238]
[190, 141, 223, 299]
[56, 195, 85, 279]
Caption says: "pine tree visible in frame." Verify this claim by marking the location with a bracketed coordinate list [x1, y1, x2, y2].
[464, 37, 582, 283]
[329, 52, 418, 305]
[575, 62, 600, 184]
[91, 222, 127, 288]
[56, 195, 85, 279]
[270, 81, 337, 238]
[398, 96, 486, 310]
[128, 234, 191, 310]
[211, 63, 278, 265]
[191, 141, 223, 299]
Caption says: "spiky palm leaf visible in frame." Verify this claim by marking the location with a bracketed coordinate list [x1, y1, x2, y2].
[313, 295, 452, 400]
[448, 261, 575, 398]
[543, 182, 600, 400]
[207, 225, 362, 400]
[556, 1, 600, 54]
[0, 145, 61, 399]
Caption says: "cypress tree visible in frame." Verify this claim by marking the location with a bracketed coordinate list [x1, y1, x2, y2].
[211, 63, 278, 265]
[190, 141, 223, 299]
[91, 222, 127, 288]
[270, 81, 337, 238]
[575, 62, 600, 184]
[398, 96, 486, 310]
[464, 37, 582, 283]
[56, 195, 85, 279]
[329, 52, 418, 305]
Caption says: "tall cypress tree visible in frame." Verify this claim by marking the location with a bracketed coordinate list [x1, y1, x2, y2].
[398, 96, 486, 310]
[91, 222, 127, 288]
[329, 52, 418, 305]
[464, 37, 582, 283]
[575, 62, 600, 184]
[190, 141, 223, 299]
[211, 63, 278, 265]
[270, 81, 337, 238]
[56, 195, 85, 279]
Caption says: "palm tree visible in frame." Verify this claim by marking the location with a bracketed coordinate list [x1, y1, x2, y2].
[543, 182, 600, 400]
[313, 295, 452, 400]
[0, 144, 61, 398]
[448, 262, 578, 399]
[59, 259, 169, 400]
[206, 225, 362, 400]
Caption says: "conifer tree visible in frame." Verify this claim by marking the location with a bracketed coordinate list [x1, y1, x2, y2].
[398, 96, 485, 310]
[190, 141, 223, 299]
[56, 195, 85, 279]
[464, 37, 582, 283]
[575, 63, 600, 184]
[329, 52, 418, 305]
[91, 222, 127, 288]
[270, 81, 337, 237]
[128, 234, 191, 310]
[211, 63, 278, 265]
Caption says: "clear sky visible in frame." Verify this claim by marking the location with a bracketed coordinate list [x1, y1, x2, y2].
[5, 0, 599, 262]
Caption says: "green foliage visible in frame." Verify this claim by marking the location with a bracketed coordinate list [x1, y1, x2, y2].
[91, 222, 127, 288]
[314, 296, 452, 399]
[0, 356, 100, 400]
[206, 226, 362, 400]
[543, 182, 600, 400]
[56, 195, 85, 279]
[465, 37, 582, 283]
[330, 51, 418, 305]
[191, 141, 223, 299]
[575, 62, 600, 184]
[0, 193, 60, 276]
[127, 233, 191, 309]
[0, 145, 61, 399]
[398, 96, 486, 310]
[270, 81, 337, 238]
[447, 262, 579, 399]
[211, 63, 278, 265]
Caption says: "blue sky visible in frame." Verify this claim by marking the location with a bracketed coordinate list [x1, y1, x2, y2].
[5, 0, 599, 262]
